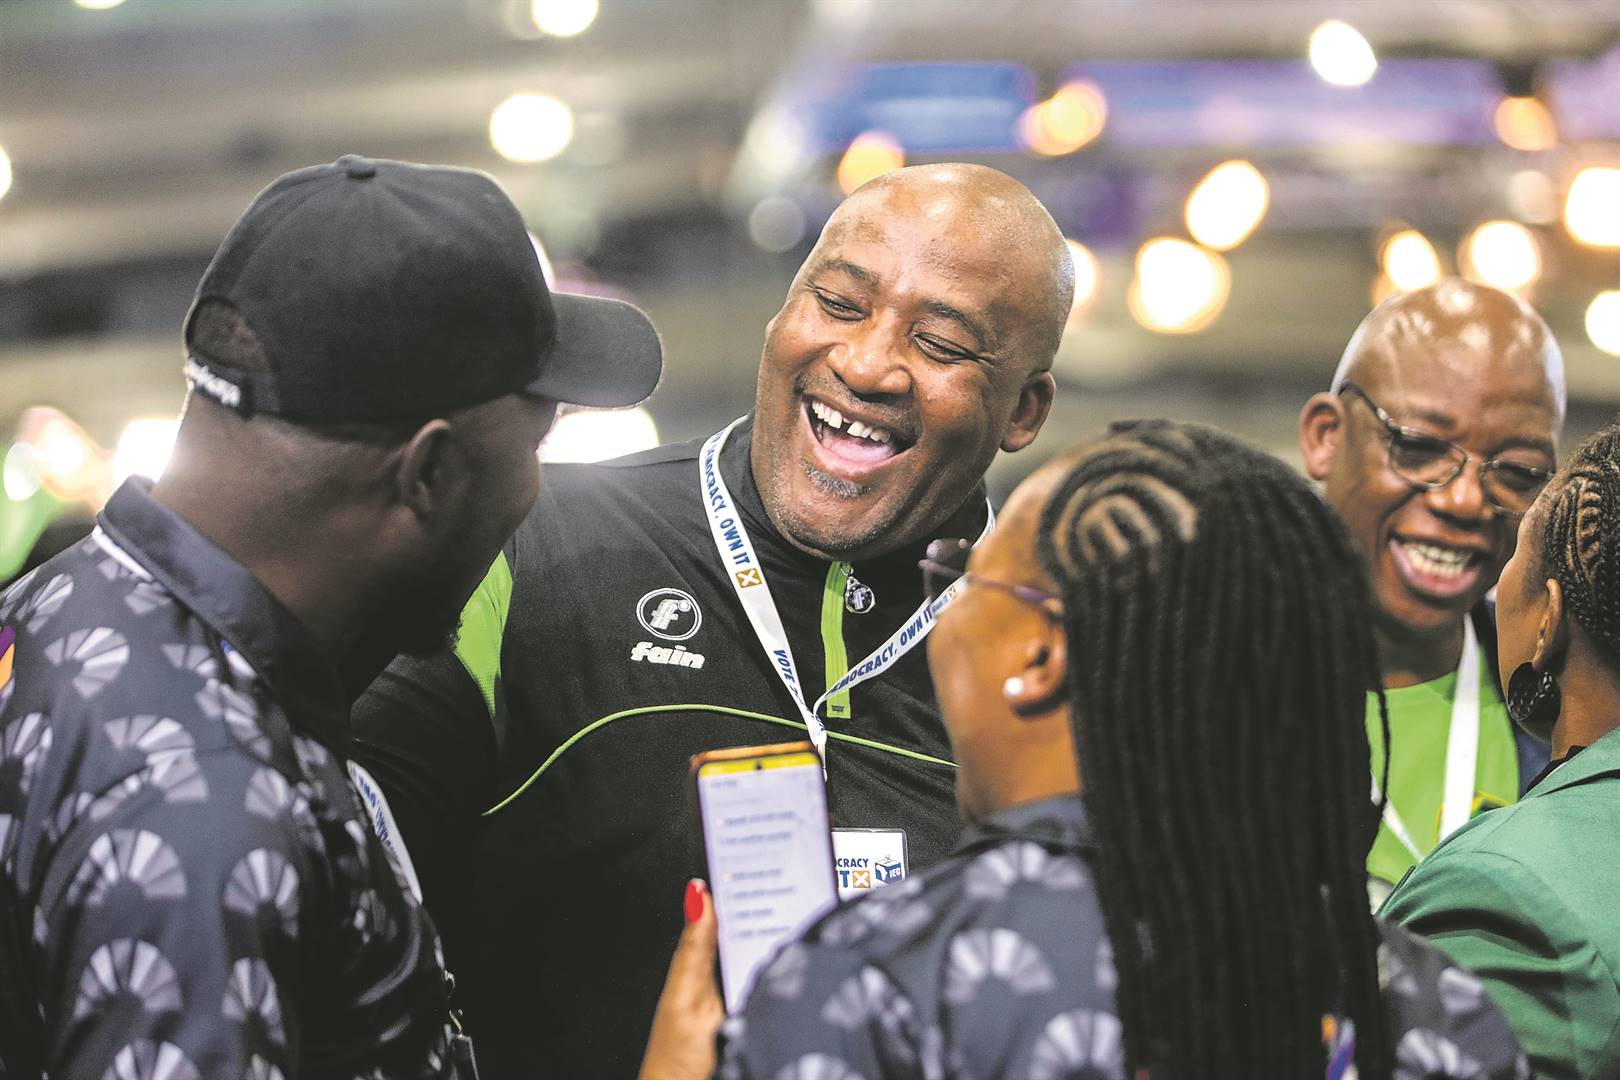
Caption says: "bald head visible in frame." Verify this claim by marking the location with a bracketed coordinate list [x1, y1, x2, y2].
[1333, 278, 1566, 433]
[811, 163, 1076, 368]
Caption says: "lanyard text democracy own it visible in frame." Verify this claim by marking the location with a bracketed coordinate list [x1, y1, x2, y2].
[700, 417, 993, 763]
[1371, 617, 1484, 862]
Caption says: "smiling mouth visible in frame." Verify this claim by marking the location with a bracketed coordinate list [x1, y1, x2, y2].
[1389, 537, 1487, 601]
[803, 397, 914, 469]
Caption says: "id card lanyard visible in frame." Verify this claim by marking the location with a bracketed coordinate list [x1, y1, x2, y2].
[700, 417, 992, 763]
[1371, 618, 1482, 862]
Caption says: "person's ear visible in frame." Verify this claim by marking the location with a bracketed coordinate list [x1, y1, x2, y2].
[1532, 577, 1568, 671]
[1002, 371, 1057, 454]
[393, 419, 469, 525]
[1005, 619, 1068, 717]
[1299, 392, 1344, 483]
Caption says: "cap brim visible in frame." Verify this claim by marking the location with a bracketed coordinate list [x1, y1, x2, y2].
[525, 292, 663, 408]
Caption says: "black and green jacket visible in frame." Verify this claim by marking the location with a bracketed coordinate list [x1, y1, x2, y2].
[350, 418, 980, 1079]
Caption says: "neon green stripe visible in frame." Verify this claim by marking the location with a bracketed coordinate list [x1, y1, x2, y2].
[821, 562, 852, 720]
[482, 704, 956, 816]
[453, 551, 514, 720]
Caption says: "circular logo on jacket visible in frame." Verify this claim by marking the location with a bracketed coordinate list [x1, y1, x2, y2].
[637, 588, 702, 641]
[844, 574, 875, 614]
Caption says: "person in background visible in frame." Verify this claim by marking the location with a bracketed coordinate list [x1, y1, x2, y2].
[350, 162, 1075, 1077]
[1385, 422, 1620, 1080]
[0, 155, 661, 1078]
[646, 421, 1528, 1080]
[1298, 279, 1563, 900]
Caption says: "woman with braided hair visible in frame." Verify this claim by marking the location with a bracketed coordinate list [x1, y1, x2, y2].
[648, 420, 1526, 1080]
[1386, 421, 1620, 1080]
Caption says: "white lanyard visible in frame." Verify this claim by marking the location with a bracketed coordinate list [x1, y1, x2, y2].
[1373, 618, 1482, 861]
[699, 417, 992, 761]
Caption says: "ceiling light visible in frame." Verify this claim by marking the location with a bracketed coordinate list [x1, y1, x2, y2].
[540, 406, 660, 463]
[1185, 160, 1269, 251]
[1564, 166, 1620, 249]
[490, 94, 574, 164]
[1586, 292, 1620, 357]
[1380, 229, 1442, 292]
[747, 196, 807, 253]
[1461, 220, 1541, 291]
[836, 131, 904, 196]
[1065, 239, 1101, 319]
[1128, 238, 1231, 334]
[1493, 96, 1557, 153]
[0, 145, 11, 203]
[114, 418, 180, 486]
[530, 0, 598, 37]
[1309, 20, 1377, 87]
[74, 0, 127, 9]
[1018, 81, 1107, 157]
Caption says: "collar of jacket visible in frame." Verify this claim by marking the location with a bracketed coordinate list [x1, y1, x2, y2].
[1524, 723, 1620, 798]
[720, 414, 992, 590]
[97, 478, 352, 749]
[957, 794, 1094, 857]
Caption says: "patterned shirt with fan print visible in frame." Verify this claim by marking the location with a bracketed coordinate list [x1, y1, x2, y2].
[0, 480, 463, 1079]
[718, 795, 1529, 1080]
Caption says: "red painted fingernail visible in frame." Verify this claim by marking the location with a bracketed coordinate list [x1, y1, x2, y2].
[684, 879, 706, 924]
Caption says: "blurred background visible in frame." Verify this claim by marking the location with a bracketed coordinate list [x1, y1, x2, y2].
[4, 0, 1620, 583]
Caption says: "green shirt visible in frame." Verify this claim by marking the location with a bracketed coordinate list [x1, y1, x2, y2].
[1382, 727, 1620, 1080]
[1366, 648, 1520, 889]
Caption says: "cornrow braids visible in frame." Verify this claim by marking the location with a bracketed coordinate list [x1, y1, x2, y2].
[1537, 422, 1620, 664]
[1035, 420, 1392, 1080]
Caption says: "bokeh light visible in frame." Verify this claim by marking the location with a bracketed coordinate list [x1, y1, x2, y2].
[836, 131, 904, 196]
[114, 418, 180, 486]
[1586, 291, 1620, 357]
[1461, 220, 1541, 291]
[0, 145, 12, 202]
[1380, 229, 1443, 292]
[1019, 81, 1106, 157]
[1185, 160, 1269, 251]
[74, 0, 127, 9]
[1564, 166, 1620, 249]
[1064, 239, 1100, 319]
[1493, 96, 1557, 152]
[1309, 20, 1377, 87]
[490, 93, 574, 163]
[540, 406, 660, 463]
[1128, 238, 1231, 334]
[748, 196, 807, 253]
[3, 445, 40, 502]
[530, 0, 598, 37]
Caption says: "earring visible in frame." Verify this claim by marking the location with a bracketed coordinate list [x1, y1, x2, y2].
[1507, 662, 1562, 734]
[1003, 676, 1026, 700]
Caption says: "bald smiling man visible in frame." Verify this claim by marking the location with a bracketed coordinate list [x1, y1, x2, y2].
[350, 164, 1075, 1078]
[1299, 279, 1565, 902]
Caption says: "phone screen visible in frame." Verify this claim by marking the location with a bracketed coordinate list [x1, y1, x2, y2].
[695, 748, 838, 1013]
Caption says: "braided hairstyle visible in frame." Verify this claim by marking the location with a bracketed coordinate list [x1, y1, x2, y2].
[1034, 420, 1392, 1079]
[1536, 422, 1620, 664]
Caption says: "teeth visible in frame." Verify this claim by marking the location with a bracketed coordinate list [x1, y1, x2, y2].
[810, 400, 844, 430]
[1402, 541, 1474, 579]
[810, 401, 893, 444]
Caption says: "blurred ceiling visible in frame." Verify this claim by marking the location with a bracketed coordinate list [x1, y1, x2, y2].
[3, 0, 1620, 472]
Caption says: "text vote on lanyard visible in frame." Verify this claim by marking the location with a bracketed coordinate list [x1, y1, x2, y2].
[699, 416, 992, 762]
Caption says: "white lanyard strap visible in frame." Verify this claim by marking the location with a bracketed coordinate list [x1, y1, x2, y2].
[700, 417, 992, 761]
[1374, 618, 1482, 863]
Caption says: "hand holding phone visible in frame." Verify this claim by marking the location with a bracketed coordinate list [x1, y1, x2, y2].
[691, 742, 838, 1013]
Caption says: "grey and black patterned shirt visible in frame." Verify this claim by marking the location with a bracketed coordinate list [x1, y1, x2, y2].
[718, 795, 1529, 1080]
[0, 481, 458, 1079]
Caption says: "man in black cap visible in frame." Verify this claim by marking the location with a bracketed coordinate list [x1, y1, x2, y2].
[0, 156, 660, 1079]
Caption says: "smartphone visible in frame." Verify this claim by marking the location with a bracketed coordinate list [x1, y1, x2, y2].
[691, 742, 839, 1013]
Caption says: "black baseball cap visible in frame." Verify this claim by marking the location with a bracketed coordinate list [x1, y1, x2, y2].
[181, 154, 661, 423]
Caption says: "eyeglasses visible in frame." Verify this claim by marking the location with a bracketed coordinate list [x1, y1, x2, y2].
[1337, 381, 1552, 516]
[919, 537, 1063, 616]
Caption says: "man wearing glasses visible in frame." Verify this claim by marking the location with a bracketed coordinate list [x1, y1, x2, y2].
[1299, 278, 1565, 901]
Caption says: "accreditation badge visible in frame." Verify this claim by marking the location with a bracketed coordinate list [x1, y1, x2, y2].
[831, 828, 908, 900]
